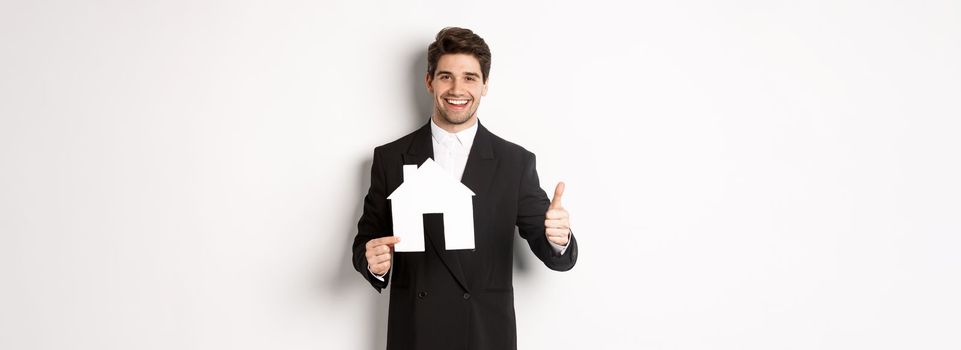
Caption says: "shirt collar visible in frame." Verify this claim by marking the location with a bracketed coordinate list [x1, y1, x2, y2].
[430, 117, 478, 150]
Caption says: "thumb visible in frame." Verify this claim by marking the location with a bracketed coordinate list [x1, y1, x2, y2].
[550, 182, 565, 209]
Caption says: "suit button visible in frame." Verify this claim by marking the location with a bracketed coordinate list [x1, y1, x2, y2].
[418, 291, 428, 299]
[463, 293, 470, 300]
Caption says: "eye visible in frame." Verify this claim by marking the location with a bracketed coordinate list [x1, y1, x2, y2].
[466, 76, 476, 81]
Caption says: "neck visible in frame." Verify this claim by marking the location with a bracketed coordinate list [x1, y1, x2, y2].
[431, 114, 477, 133]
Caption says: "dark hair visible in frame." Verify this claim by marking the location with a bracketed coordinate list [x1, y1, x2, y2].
[427, 27, 491, 82]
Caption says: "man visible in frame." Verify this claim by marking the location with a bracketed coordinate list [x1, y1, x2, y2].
[352, 27, 578, 350]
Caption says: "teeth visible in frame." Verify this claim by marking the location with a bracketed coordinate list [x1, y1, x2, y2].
[446, 99, 468, 105]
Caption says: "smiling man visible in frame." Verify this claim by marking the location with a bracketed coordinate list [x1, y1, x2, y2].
[352, 27, 578, 350]
[429, 52, 487, 129]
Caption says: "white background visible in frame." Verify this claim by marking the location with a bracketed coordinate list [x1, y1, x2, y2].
[2, 1, 959, 349]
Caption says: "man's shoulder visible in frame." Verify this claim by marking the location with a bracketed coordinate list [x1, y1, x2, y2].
[372, 124, 427, 155]
[485, 126, 536, 160]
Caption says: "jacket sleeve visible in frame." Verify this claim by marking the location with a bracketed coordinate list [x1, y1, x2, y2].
[515, 152, 578, 271]
[352, 147, 392, 292]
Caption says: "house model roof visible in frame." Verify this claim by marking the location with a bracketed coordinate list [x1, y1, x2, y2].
[388, 158, 476, 200]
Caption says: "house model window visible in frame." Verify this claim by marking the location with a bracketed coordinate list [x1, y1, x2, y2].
[388, 158, 476, 252]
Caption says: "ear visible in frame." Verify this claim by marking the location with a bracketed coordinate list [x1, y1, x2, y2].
[425, 73, 433, 94]
[482, 79, 489, 96]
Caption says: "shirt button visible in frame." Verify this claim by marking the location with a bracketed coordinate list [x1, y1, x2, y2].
[463, 293, 471, 300]
[418, 291, 428, 299]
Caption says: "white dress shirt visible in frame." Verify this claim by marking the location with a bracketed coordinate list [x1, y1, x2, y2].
[370, 119, 569, 280]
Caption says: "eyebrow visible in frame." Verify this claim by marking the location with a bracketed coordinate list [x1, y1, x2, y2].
[436, 70, 482, 78]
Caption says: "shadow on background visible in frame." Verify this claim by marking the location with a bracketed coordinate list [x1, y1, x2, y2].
[409, 49, 432, 126]
[324, 49, 434, 350]
[327, 158, 389, 350]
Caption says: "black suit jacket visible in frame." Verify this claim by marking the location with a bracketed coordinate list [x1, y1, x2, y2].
[352, 121, 578, 350]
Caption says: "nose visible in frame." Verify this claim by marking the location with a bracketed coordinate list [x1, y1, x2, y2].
[450, 78, 465, 95]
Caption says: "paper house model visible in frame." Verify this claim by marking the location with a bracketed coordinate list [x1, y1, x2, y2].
[388, 158, 476, 252]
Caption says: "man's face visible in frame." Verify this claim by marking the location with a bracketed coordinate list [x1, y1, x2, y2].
[426, 53, 488, 126]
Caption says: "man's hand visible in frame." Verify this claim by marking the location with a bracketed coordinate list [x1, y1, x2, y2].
[545, 182, 571, 246]
[366, 236, 401, 276]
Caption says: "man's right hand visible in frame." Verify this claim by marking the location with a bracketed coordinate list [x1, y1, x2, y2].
[366, 236, 401, 276]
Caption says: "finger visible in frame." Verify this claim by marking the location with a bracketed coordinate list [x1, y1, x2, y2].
[549, 182, 565, 209]
[371, 258, 392, 268]
[368, 245, 391, 256]
[544, 219, 569, 229]
[370, 253, 392, 265]
[370, 261, 390, 273]
[545, 208, 568, 220]
[546, 228, 570, 237]
[547, 234, 569, 245]
[369, 236, 401, 247]
[370, 236, 400, 246]
[379, 245, 392, 255]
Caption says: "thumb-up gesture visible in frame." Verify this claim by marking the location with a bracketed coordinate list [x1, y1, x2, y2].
[545, 182, 571, 246]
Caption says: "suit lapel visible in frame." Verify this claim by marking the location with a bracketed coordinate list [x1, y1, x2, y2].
[403, 121, 469, 292]
[402, 124, 430, 167]
[460, 122, 497, 198]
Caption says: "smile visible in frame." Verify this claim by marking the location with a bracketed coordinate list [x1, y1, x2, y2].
[445, 98, 470, 106]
